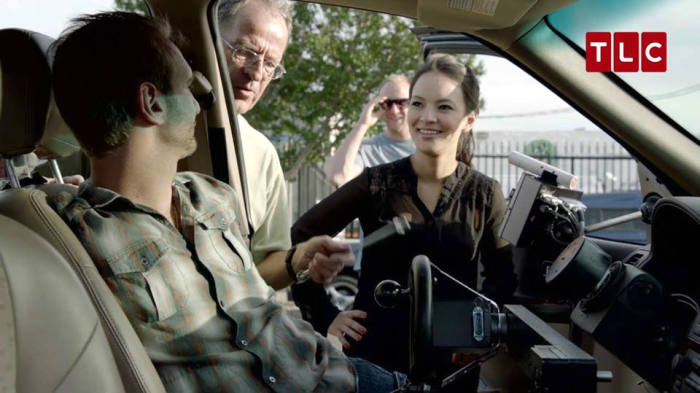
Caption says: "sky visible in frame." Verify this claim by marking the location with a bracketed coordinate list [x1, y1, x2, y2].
[0, 0, 599, 133]
[0, 0, 117, 38]
[475, 55, 597, 132]
[548, 0, 699, 138]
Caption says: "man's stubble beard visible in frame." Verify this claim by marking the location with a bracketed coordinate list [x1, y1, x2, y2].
[183, 125, 198, 157]
[386, 117, 409, 137]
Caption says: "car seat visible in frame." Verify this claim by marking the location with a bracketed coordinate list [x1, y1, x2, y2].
[0, 215, 125, 393]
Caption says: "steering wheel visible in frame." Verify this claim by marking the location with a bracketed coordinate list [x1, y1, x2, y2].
[408, 255, 434, 383]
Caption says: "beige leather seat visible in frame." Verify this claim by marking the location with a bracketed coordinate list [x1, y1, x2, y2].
[0, 28, 165, 393]
[0, 215, 125, 393]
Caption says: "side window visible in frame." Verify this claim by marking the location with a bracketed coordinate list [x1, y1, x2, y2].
[471, 55, 647, 244]
[277, 6, 647, 245]
[0, 0, 147, 181]
[0, 1, 119, 37]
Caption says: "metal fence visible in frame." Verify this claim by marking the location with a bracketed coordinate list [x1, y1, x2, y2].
[472, 140, 640, 196]
[289, 140, 640, 220]
[289, 164, 337, 221]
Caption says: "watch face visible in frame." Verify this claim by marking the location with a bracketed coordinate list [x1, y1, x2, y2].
[296, 269, 310, 284]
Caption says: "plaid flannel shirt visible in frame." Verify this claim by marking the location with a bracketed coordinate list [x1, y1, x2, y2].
[51, 172, 357, 393]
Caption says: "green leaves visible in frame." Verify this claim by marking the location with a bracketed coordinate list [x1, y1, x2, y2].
[114, 0, 148, 14]
[248, 4, 425, 178]
[114, 1, 482, 179]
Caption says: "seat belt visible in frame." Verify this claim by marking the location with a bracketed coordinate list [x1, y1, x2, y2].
[208, 125, 254, 246]
[208, 5, 255, 249]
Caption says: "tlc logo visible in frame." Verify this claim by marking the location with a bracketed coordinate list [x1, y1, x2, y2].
[586, 32, 667, 73]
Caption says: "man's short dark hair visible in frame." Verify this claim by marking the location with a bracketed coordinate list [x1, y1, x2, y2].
[52, 12, 179, 157]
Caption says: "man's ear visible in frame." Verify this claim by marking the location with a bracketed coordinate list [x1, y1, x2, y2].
[136, 82, 166, 126]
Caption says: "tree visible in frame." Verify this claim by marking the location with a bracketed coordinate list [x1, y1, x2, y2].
[525, 139, 558, 166]
[249, 4, 426, 179]
[114, 1, 483, 179]
[251, 4, 483, 179]
[114, 0, 147, 14]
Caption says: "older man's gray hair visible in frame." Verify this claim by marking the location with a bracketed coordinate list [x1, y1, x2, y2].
[218, 0, 293, 37]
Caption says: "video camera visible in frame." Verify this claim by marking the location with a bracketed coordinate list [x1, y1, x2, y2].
[500, 151, 587, 299]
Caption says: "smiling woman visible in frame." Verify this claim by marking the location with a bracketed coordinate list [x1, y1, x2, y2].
[408, 54, 480, 171]
[290, 54, 517, 384]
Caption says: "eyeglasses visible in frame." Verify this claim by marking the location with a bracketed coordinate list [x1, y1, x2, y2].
[224, 42, 286, 80]
[379, 98, 409, 111]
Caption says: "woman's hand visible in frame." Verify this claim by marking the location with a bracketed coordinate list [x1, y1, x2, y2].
[328, 310, 368, 349]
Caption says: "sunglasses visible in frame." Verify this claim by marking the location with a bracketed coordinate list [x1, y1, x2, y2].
[379, 98, 409, 111]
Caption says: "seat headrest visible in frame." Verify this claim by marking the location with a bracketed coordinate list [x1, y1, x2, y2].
[0, 29, 80, 159]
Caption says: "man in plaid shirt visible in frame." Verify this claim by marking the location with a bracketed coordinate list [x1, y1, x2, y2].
[50, 11, 406, 393]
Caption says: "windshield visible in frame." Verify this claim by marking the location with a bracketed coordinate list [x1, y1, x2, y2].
[549, 0, 699, 143]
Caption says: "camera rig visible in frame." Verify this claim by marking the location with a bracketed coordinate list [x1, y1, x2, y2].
[370, 153, 699, 393]
[377, 255, 603, 393]
[500, 151, 586, 299]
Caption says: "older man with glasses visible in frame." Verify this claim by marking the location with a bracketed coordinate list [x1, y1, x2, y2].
[218, 0, 344, 289]
[324, 74, 415, 188]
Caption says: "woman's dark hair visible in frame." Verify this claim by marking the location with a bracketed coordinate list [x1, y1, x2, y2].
[52, 12, 179, 157]
[409, 54, 480, 166]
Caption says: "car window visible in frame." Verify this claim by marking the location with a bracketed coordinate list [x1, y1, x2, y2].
[0, 1, 120, 38]
[0, 0, 147, 179]
[549, 0, 700, 142]
[263, 5, 648, 245]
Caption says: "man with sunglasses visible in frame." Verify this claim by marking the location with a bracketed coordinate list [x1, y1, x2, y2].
[218, 0, 346, 288]
[324, 74, 415, 187]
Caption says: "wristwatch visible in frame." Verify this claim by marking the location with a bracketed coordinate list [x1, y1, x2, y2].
[285, 246, 310, 283]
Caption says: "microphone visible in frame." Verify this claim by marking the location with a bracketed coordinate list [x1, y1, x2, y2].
[508, 151, 578, 189]
[363, 215, 411, 249]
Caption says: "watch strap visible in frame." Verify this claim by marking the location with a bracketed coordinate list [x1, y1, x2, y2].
[285, 246, 297, 282]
